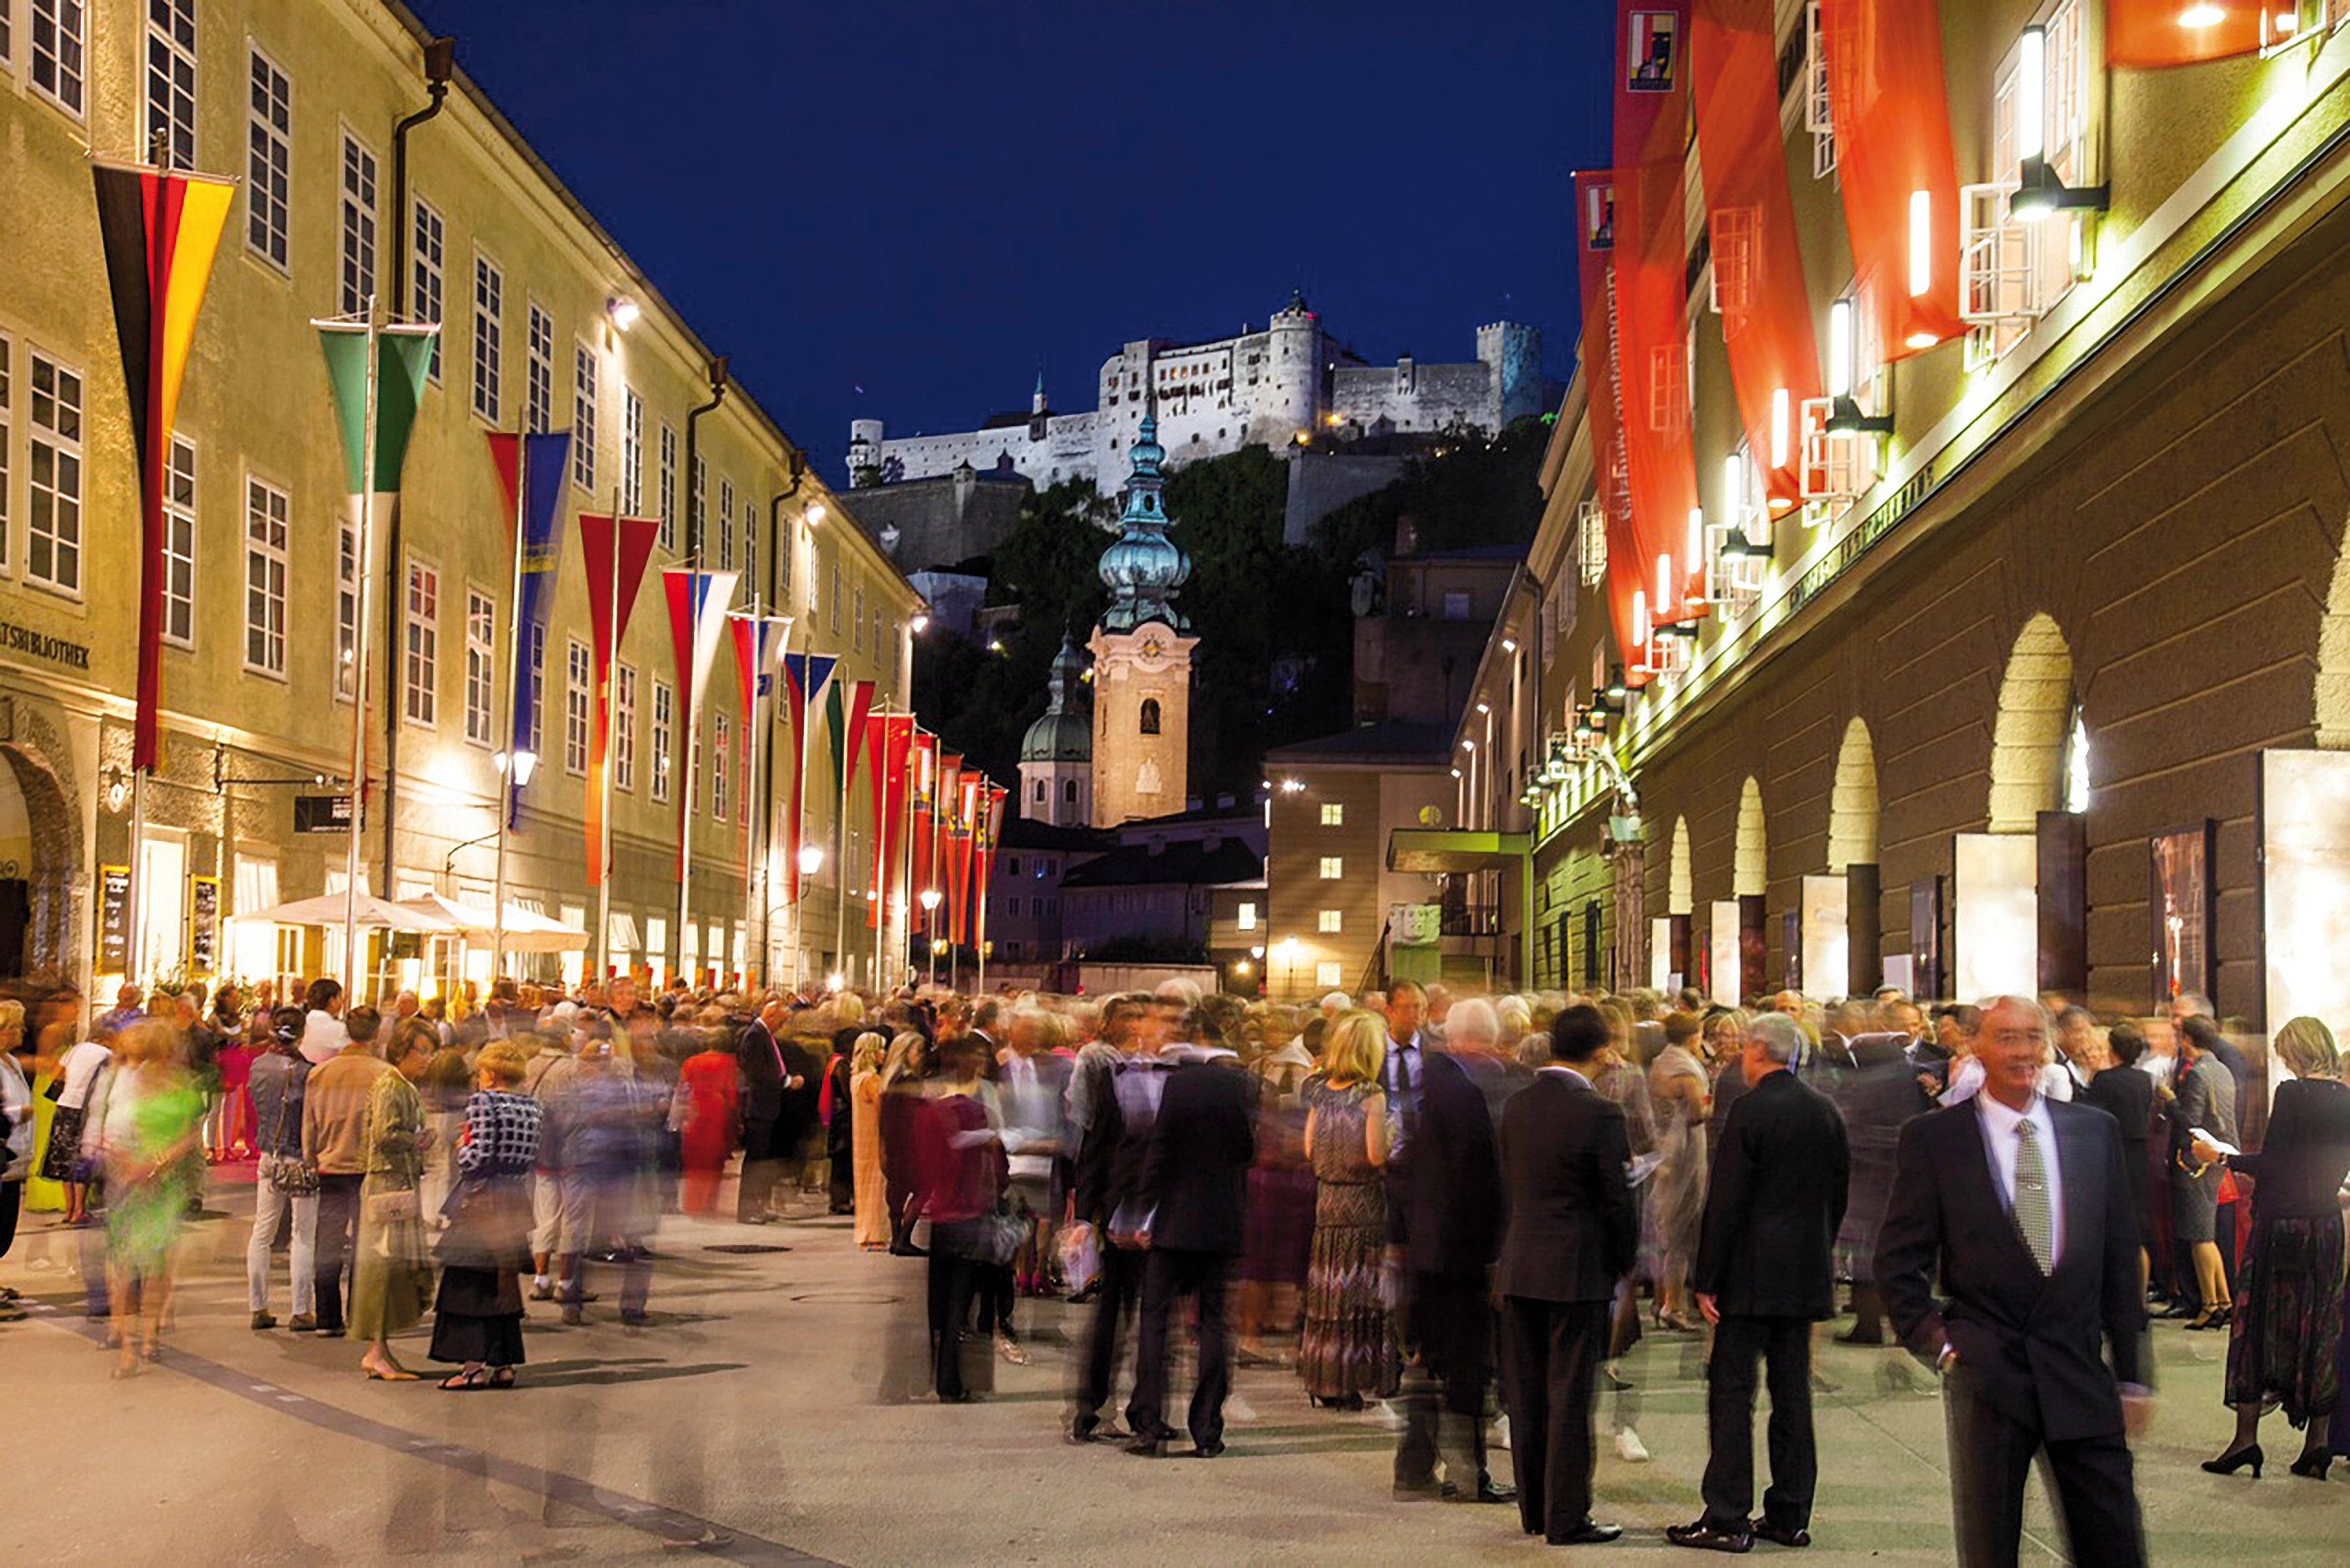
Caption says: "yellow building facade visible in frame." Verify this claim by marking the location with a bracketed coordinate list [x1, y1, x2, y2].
[0, 0, 920, 999]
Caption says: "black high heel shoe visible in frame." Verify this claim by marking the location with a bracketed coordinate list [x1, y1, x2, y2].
[2201, 1444, 2263, 1478]
[2290, 1451, 2333, 1480]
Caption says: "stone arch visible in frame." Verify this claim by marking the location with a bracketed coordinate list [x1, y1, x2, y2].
[1669, 816, 1692, 915]
[1988, 613, 2075, 833]
[0, 737, 81, 980]
[1827, 718, 1879, 874]
[2319, 511, 2350, 748]
[1734, 777, 1766, 897]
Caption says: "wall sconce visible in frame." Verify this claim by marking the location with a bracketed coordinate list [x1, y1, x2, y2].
[605, 294, 640, 332]
[1825, 298, 1895, 436]
[2010, 27, 2107, 224]
[102, 766, 129, 814]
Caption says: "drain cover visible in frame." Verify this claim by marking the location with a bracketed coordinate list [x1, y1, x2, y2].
[702, 1243, 794, 1254]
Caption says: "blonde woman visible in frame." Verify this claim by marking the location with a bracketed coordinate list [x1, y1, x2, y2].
[850, 1031, 891, 1250]
[1297, 1010, 1393, 1409]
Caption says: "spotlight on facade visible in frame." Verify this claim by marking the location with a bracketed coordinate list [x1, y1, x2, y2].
[806, 503, 827, 526]
[910, 612, 930, 633]
[102, 767, 128, 814]
[1501, 636, 1518, 653]
[2009, 27, 2107, 224]
[1475, 701, 1491, 716]
[797, 844, 825, 876]
[605, 294, 640, 332]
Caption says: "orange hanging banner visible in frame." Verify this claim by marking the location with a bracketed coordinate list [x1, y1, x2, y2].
[1820, 0, 1965, 359]
[1692, 0, 1823, 517]
[1612, 0, 1703, 627]
[1573, 170, 1652, 683]
[2107, 2, 2278, 66]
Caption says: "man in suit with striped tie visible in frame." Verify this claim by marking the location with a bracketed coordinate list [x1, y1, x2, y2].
[1876, 996, 2151, 1567]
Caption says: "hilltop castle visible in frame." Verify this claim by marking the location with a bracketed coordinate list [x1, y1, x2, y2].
[847, 293, 1541, 497]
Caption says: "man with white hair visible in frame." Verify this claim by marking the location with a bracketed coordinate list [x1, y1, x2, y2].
[1319, 991, 1352, 1023]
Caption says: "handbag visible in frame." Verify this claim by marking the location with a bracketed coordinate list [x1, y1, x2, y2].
[365, 1186, 421, 1226]
[259, 1074, 319, 1197]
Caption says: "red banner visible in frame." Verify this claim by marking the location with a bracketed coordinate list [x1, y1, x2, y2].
[1821, 0, 1964, 359]
[1693, 0, 1822, 519]
[1612, 1, 1703, 627]
[909, 732, 937, 925]
[580, 514, 659, 883]
[2108, 2, 2272, 66]
[1574, 170, 1652, 683]
[972, 783, 1009, 952]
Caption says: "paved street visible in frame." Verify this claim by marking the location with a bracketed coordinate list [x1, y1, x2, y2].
[5, 1173, 2344, 1567]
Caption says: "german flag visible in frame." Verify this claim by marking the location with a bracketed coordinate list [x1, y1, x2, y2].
[94, 163, 234, 773]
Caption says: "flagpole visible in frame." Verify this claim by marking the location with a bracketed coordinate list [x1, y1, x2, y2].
[975, 793, 988, 997]
[870, 704, 887, 994]
[778, 618, 798, 993]
[741, 604, 765, 994]
[898, 727, 916, 990]
[834, 702, 852, 991]
[126, 770, 146, 986]
[342, 296, 382, 999]
[595, 486, 619, 987]
[678, 608, 698, 993]
[795, 653, 813, 990]
[491, 440, 526, 987]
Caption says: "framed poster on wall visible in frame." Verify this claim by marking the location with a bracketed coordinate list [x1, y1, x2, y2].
[188, 874, 220, 976]
[1909, 875, 1943, 1003]
[2149, 821, 2213, 1012]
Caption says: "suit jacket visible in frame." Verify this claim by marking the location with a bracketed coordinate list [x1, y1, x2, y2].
[776, 1036, 820, 1134]
[2172, 1053, 2238, 1159]
[1693, 1068, 1850, 1319]
[1139, 1057, 1257, 1254]
[1495, 1069, 1638, 1303]
[738, 1021, 785, 1124]
[2080, 1066, 2152, 1149]
[1876, 1097, 2147, 1441]
[1405, 1049, 1525, 1279]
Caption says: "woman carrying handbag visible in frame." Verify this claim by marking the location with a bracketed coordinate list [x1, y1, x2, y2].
[430, 1041, 542, 1390]
[350, 1021, 436, 1381]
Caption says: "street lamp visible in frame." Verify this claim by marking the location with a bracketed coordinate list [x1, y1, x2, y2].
[1277, 935, 1299, 1000]
[488, 747, 538, 987]
[494, 748, 538, 787]
[919, 887, 943, 986]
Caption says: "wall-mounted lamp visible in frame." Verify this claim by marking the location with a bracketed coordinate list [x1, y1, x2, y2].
[102, 766, 128, 814]
[605, 294, 640, 332]
[494, 748, 539, 787]
[806, 502, 827, 527]
[909, 612, 931, 633]
[2010, 27, 2107, 224]
[1825, 298, 1895, 436]
[797, 844, 825, 876]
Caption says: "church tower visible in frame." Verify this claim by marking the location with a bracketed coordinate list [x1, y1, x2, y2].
[1019, 639, 1093, 826]
[1088, 407, 1196, 824]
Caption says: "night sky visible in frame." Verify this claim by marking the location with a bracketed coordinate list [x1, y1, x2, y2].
[407, 0, 1613, 478]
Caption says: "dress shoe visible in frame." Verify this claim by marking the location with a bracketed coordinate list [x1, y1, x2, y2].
[1666, 1519, 1754, 1553]
[249, 1311, 278, 1331]
[620, 1309, 653, 1327]
[1191, 1439, 1226, 1459]
[1833, 1328, 1885, 1346]
[560, 1305, 584, 1326]
[1446, 1478, 1518, 1505]
[2201, 1444, 2263, 1478]
[2290, 1451, 2333, 1480]
[287, 1314, 318, 1333]
[937, 1389, 976, 1404]
[1749, 1520, 1811, 1548]
[1124, 1427, 1173, 1457]
[1392, 1477, 1443, 1502]
[1547, 1519, 1624, 1545]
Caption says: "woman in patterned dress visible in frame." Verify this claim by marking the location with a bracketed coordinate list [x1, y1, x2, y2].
[430, 1041, 542, 1390]
[1297, 1010, 1393, 1409]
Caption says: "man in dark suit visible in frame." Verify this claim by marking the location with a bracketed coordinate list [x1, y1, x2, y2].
[1394, 997, 1526, 1504]
[1669, 1013, 1850, 1554]
[1126, 1037, 1256, 1457]
[1067, 996, 1167, 1445]
[1876, 996, 2150, 1568]
[1497, 1004, 1638, 1546]
[736, 1002, 789, 1224]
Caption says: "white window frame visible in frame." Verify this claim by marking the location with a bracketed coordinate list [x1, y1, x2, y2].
[746, 502, 760, 604]
[26, 346, 84, 596]
[242, 472, 289, 677]
[1319, 909, 1343, 934]
[335, 516, 358, 700]
[245, 43, 291, 270]
[145, 0, 197, 168]
[412, 195, 444, 383]
[658, 420, 678, 551]
[718, 474, 734, 567]
[1803, 0, 1835, 178]
[161, 435, 196, 647]
[711, 711, 730, 821]
[0, 330, 13, 577]
[403, 558, 439, 728]
[1319, 856, 1342, 880]
[1315, 960, 1344, 990]
[572, 341, 598, 491]
[524, 302, 554, 434]
[470, 249, 502, 423]
[621, 387, 643, 513]
[1577, 499, 1607, 587]
[651, 678, 673, 803]
[1319, 802, 1344, 826]
[526, 622, 545, 759]
[564, 637, 590, 776]
[1236, 901, 1257, 931]
[463, 588, 494, 746]
[1963, 1, 2087, 367]
[338, 127, 379, 316]
[614, 661, 637, 791]
[30, 0, 86, 119]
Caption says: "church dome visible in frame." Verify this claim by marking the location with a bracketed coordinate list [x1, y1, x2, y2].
[1020, 639, 1092, 763]
[1097, 412, 1191, 634]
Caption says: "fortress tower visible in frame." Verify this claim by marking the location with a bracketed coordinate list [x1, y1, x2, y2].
[1087, 407, 1196, 825]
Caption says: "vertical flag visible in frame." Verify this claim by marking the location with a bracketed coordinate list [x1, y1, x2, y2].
[779, 652, 838, 900]
[1573, 169, 1649, 683]
[909, 730, 938, 924]
[488, 431, 572, 802]
[93, 163, 235, 773]
[664, 568, 742, 866]
[935, 751, 964, 944]
[973, 783, 1010, 952]
[580, 513, 660, 882]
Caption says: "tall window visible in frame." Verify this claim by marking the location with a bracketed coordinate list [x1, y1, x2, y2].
[621, 387, 643, 513]
[403, 560, 438, 726]
[711, 712, 730, 820]
[338, 132, 378, 314]
[245, 48, 290, 268]
[657, 421, 677, 551]
[1139, 698, 1161, 735]
[853, 584, 865, 649]
[335, 519, 358, 698]
[27, 350, 83, 593]
[525, 304, 553, 433]
[470, 252, 501, 422]
[572, 343, 598, 491]
[564, 637, 590, 775]
[689, 455, 705, 555]
[1320, 803, 1344, 826]
[0, 333, 13, 576]
[775, 514, 792, 604]
[145, 0, 196, 167]
[829, 560, 841, 635]
[161, 436, 195, 646]
[718, 476, 734, 568]
[1319, 910, 1342, 933]
[744, 501, 758, 602]
[526, 622, 545, 759]
[412, 198, 444, 381]
[1318, 856, 1342, 880]
[31, 0, 86, 117]
[243, 475, 289, 675]
[614, 663, 637, 791]
[464, 590, 493, 744]
[651, 679, 673, 803]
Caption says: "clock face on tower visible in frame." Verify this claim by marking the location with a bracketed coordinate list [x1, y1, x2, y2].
[1140, 634, 1164, 659]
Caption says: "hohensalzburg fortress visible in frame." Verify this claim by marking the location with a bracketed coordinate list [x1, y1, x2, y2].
[846, 293, 1541, 495]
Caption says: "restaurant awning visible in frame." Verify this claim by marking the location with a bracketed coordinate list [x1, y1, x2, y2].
[1385, 828, 1531, 875]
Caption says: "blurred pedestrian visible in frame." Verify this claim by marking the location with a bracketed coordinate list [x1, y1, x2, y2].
[245, 1006, 316, 1331]
[850, 1032, 890, 1250]
[302, 1004, 389, 1338]
[1298, 1010, 1393, 1410]
[350, 1021, 435, 1380]
[94, 1021, 204, 1376]
[431, 1041, 541, 1390]
[675, 1023, 740, 1217]
[2174, 1016, 2241, 1331]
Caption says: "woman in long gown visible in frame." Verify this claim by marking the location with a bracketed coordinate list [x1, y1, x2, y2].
[676, 1029, 740, 1216]
[350, 1021, 435, 1381]
[1297, 1010, 1392, 1409]
[850, 1033, 890, 1249]
[430, 1041, 541, 1390]
[1648, 1012, 1711, 1331]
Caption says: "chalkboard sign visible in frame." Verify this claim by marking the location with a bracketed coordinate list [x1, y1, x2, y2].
[189, 874, 220, 974]
[98, 864, 130, 976]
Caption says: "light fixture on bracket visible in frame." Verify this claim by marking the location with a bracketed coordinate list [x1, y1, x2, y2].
[1824, 298, 1895, 436]
[2009, 26, 2107, 224]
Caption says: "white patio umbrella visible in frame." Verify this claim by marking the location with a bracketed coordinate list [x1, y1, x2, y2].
[398, 893, 588, 953]
[229, 891, 460, 933]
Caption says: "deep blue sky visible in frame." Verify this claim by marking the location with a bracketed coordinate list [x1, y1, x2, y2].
[408, 0, 1613, 478]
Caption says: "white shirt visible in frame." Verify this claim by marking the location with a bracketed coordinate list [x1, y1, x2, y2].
[1975, 1088, 2065, 1268]
[1538, 1064, 1593, 1090]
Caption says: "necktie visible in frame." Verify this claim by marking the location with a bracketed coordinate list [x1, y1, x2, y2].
[2014, 1119, 2054, 1273]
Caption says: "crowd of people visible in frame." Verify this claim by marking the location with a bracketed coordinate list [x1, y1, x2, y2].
[5, 965, 2348, 1563]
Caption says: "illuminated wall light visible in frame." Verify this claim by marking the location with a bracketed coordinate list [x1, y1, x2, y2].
[1769, 387, 1790, 469]
[1908, 189, 1933, 298]
[1828, 298, 1854, 399]
[1723, 451, 1744, 522]
[1685, 510, 1705, 604]
[2176, 4, 2225, 26]
[2016, 29, 2046, 166]
[1633, 589, 1649, 647]
[1656, 551, 1673, 608]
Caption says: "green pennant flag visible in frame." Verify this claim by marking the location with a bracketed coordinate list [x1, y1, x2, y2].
[825, 681, 848, 791]
[318, 324, 438, 493]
